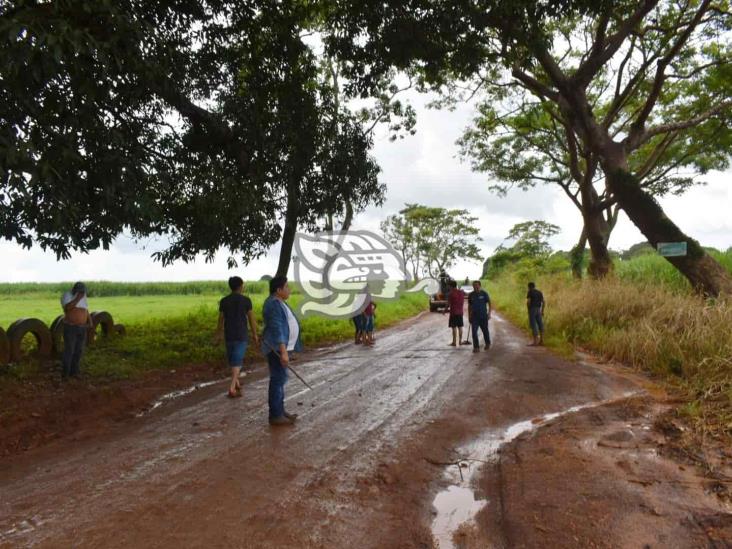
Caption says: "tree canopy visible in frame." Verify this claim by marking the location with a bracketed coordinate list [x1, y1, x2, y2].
[1, 1, 385, 271]
[325, 0, 732, 295]
[381, 204, 483, 279]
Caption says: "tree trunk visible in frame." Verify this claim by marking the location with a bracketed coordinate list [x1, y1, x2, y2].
[276, 181, 300, 278]
[570, 227, 587, 279]
[341, 200, 354, 231]
[579, 171, 613, 279]
[603, 148, 732, 296]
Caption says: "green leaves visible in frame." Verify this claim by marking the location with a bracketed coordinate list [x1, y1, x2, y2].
[1, 1, 384, 267]
[382, 203, 483, 278]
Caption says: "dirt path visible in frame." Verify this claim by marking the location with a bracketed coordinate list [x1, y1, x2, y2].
[1, 312, 730, 548]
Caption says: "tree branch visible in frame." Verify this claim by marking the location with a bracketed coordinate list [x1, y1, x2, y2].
[633, 99, 732, 147]
[511, 68, 559, 101]
[636, 131, 678, 180]
[363, 78, 414, 135]
[573, 0, 660, 86]
[627, 0, 713, 147]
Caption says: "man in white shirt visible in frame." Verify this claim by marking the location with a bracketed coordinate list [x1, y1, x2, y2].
[60, 282, 92, 378]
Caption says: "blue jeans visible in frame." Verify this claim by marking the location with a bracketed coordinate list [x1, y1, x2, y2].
[225, 340, 248, 367]
[267, 351, 289, 419]
[528, 307, 544, 336]
[62, 323, 87, 377]
[471, 317, 490, 348]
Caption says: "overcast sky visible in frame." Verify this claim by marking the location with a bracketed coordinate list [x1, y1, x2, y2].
[3, 91, 731, 283]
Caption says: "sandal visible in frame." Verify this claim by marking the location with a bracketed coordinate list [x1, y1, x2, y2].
[227, 389, 242, 398]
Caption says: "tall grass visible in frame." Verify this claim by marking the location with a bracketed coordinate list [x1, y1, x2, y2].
[490, 273, 732, 437]
[615, 248, 732, 293]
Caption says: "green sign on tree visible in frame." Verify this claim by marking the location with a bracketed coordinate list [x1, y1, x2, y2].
[657, 242, 687, 258]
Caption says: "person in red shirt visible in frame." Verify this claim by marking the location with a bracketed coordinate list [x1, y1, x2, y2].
[447, 280, 467, 347]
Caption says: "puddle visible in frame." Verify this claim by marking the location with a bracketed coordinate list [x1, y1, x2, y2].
[432, 486, 485, 543]
[430, 391, 641, 548]
[135, 378, 226, 417]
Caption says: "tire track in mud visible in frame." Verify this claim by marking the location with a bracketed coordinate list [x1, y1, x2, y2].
[1, 310, 685, 549]
[0, 313, 473, 547]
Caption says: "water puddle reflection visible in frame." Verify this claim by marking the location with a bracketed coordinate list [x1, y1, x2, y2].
[136, 379, 224, 416]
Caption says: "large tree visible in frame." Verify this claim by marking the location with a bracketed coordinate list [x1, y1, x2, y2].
[1, 1, 385, 274]
[381, 204, 483, 278]
[325, 0, 732, 296]
[457, 58, 725, 280]
[458, 101, 620, 278]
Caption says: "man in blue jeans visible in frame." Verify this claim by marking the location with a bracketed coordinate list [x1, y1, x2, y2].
[261, 275, 303, 426]
[215, 276, 258, 398]
[60, 282, 93, 379]
[468, 280, 492, 353]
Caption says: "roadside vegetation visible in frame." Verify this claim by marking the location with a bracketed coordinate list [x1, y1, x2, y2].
[0, 282, 426, 385]
[484, 225, 732, 440]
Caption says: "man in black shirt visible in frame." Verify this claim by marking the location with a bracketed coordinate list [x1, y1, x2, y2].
[526, 282, 545, 346]
[215, 276, 258, 398]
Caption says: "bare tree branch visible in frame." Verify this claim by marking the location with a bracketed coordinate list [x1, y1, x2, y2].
[636, 131, 679, 179]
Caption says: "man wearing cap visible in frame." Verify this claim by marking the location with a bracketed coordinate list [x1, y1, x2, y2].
[60, 282, 93, 378]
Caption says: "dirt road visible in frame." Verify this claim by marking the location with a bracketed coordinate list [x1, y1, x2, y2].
[1, 312, 730, 548]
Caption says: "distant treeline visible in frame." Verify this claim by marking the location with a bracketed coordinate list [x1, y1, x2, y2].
[0, 280, 273, 297]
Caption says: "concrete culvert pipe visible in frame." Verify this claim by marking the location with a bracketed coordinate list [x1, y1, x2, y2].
[50, 315, 65, 356]
[7, 318, 53, 362]
[0, 327, 9, 365]
[88, 311, 115, 344]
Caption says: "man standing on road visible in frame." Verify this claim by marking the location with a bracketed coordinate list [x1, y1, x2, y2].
[527, 282, 545, 346]
[60, 282, 93, 379]
[215, 276, 258, 398]
[468, 280, 492, 353]
[261, 276, 303, 426]
[447, 280, 466, 347]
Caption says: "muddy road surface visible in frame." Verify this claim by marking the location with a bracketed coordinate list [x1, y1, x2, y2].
[1, 312, 730, 548]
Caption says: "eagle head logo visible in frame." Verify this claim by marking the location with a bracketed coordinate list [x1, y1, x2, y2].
[293, 231, 411, 318]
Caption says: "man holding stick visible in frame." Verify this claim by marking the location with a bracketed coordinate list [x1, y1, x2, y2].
[261, 276, 303, 426]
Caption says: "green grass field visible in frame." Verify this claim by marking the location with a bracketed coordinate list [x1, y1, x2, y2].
[0, 283, 428, 383]
[0, 294, 223, 327]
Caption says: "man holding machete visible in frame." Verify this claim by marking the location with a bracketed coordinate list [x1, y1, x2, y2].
[261, 276, 303, 426]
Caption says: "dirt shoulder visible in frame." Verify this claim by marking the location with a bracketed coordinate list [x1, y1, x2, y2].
[483, 395, 732, 548]
[0, 360, 237, 458]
